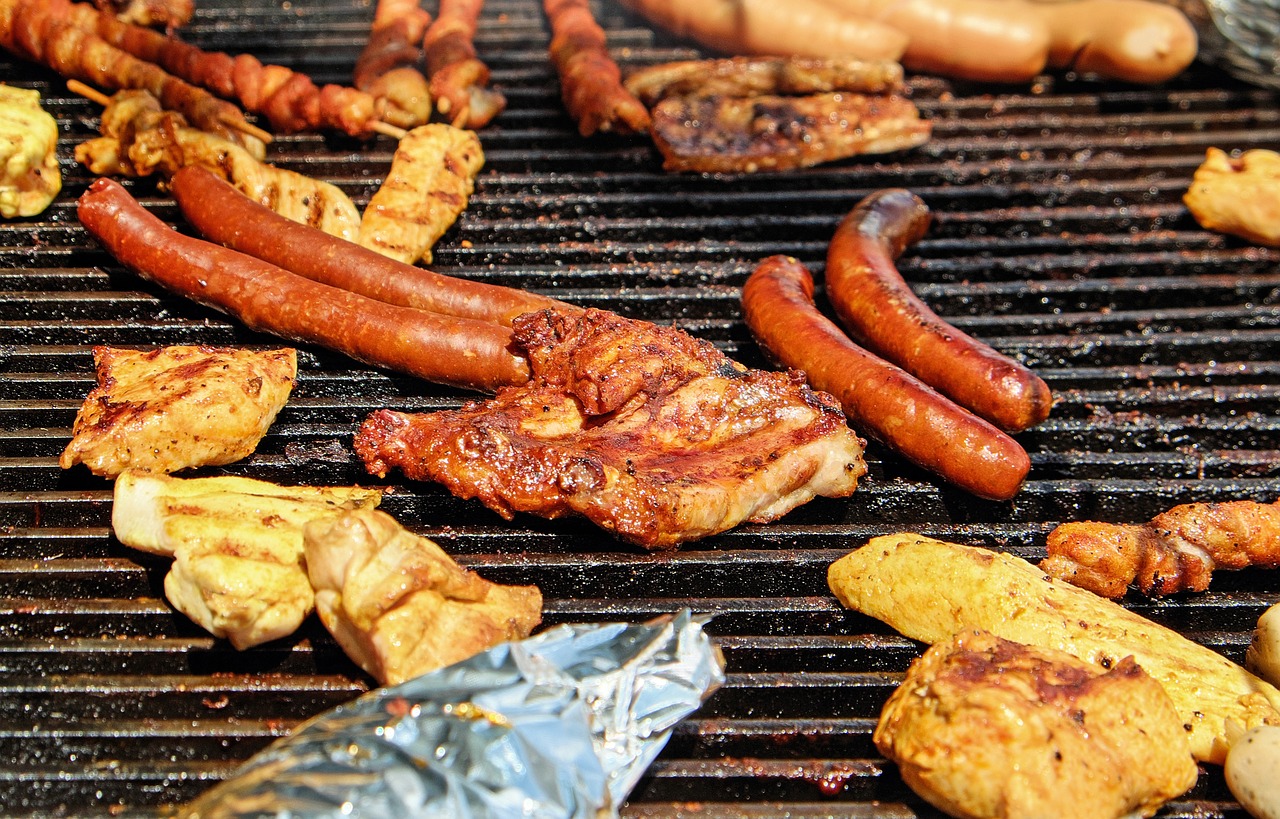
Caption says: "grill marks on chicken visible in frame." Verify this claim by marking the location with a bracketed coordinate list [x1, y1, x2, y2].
[1042, 499, 1280, 598]
[354, 308, 867, 549]
[357, 123, 483, 263]
[60, 345, 296, 478]
[305, 509, 542, 686]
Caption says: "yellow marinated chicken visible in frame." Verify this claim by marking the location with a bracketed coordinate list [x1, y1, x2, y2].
[0, 84, 61, 218]
[876, 629, 1197, 819]
[828, 533, 1280, 765]
[1184, 147, 1280, 246]
[304, 509, 543, 685]
[76, 89, 361, 240]
[60, 345, 296, 478]
[357, 123, 484, 264]
[112, 471, 382, 649]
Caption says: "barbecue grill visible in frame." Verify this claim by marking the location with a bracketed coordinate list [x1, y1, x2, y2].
[2, 0, 1279, 815]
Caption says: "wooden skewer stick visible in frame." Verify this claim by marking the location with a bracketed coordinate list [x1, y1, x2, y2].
[67, 79, 274, 145]
[369, 120, 408, 139]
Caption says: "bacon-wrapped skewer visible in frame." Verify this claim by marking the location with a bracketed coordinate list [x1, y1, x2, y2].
[94, 0, 192, 29]
[353, 0, 433, 129]
[0, 0, 264, 153]
[55, 0, 418, 136]
[544, 0, 650, 136]
[422, 0, 505, 129]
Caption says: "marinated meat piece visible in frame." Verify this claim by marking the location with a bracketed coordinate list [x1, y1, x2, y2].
[0, 84, 60, 218]
[355, 308, 867, 549]
[93, 0, 192, 28]
[77, 90, 360, 239]
[60, 345, 296, 477]
[1041, 498, 1280, 598]
[353, 0, 433, 129]
[876, 629, 1197, 819]
[1184, 147, 1280, 246]
[304, 508, 542, 685]
[357, 123, 483, 263]
[112, 471, 382, 650]
[545, 0, 650, 137]
[650, 91, 931, 174]
[422, 0, 505, 129]
[624, 56, 906, 107]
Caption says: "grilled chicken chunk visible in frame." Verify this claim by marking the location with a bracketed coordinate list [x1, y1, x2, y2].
[624, 56, 906, 107]
[112, 471, 382, 649]
[76, 89, 362, 240]
[355, 308, 867, 549]
[304, 509, 542, 685]
[60, 345, 296, 478]
[876, 629, 1197, 819]
[1184, 147, 1280, 246]
[0, 84, 61, 218]
[649, 91, 931, 174]
[356, 123, 483, 264]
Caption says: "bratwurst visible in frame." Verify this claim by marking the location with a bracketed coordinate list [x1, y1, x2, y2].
[78, 177, 529, 391]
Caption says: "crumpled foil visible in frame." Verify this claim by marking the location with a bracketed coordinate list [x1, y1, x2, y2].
[179, 609, 725, 819]
[1167, 0, 1280, 88]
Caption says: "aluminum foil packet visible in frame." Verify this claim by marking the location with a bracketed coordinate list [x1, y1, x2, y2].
[180, 609, 725, 819]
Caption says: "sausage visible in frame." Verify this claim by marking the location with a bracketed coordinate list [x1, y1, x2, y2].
[825, 189, 1053, 433]
[1031, 0, 1198, 85]
[77, 177, 529, 392]
[169, 166, 568, 327]
[742, 254, 1029, 500]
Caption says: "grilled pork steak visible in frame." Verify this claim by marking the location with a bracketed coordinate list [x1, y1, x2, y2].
[355, 308, 867, 549]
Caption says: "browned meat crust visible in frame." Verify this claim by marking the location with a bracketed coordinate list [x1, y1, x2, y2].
[354, 308, 867, 549]
[353, 0, 433, 129]
[545, 0, 650, 137]
[649, 91, 931, 173]
[876, 629, 1197, 819]
[1041, 499, 1280, 598]
[93, 0, 191, 29]
[422, 0, 505, 129]
[624, 56, 905, 108]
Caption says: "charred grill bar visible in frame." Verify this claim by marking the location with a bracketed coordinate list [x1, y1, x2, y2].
[1, 0, 1279, 815]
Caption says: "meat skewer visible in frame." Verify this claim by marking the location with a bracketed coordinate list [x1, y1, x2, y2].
[78, 176, 531, 391]
[170, 166, 565, 326]
[421, 0, 505, 129]
[544, 0, 650, 137]
[1041, 499, 1280, 598]
[0, 0, 265, 152]
[54, 0, 413, 136]
[93, 0, 192, 29]
[353, 0, 433, 129]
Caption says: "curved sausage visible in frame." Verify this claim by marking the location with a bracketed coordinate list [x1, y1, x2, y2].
[742, 254, 1030, 501]
[78, 177, 529, 392]
[825, 188, 1053, 433]
[169, 166, 568, 327]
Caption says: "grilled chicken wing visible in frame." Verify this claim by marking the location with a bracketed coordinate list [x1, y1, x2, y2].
[304, 509, 542, 685]
[876, 629, 1197, 819]
[77, 89, 361, 239]
[357, 123, 483, 264]
[112, 471, 382, 649]
[60, 345, 296, 478]
[355, 308, 867, 549]
[0, 84, 61, 218]
[1041, 498, 1280, 598]
[1184, 147, 1280, 246]
[649, 91, 931, 174]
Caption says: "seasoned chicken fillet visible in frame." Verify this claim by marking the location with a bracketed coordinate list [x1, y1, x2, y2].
[876, 629, 1197, 819]
[356, 308, 866, 549]
[61, 345, 296, 477]
[1184, 147, 1280, 246]
[304, 509, 542, 685]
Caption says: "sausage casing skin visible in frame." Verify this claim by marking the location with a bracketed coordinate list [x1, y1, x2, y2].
[169, 166, 567, 326]
[77, 177, 529, 392]
[742, 254, 1030, 501]
[826, 188, 1053, 432]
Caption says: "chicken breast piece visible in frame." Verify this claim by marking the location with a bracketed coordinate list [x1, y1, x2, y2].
[112, 471, 382, 649]
[60, 345, 296, 478]
[0, 84, 61, 218]
[876, 629, 1197, 819]
[304, 509, 542, 685]
[355, 308, 867, 549]
[1184, 147, 1280, 246]
[829, 534, 1280, 764]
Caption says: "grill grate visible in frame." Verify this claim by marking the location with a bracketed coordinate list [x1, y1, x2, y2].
[2, 0, 1280, 815]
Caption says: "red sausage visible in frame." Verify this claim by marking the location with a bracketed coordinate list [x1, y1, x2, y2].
[825, 189, 1052, 432]
[743, 254, 1030, 500]
[169, 166, 569, 326]
[77, 177, 530, 392]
